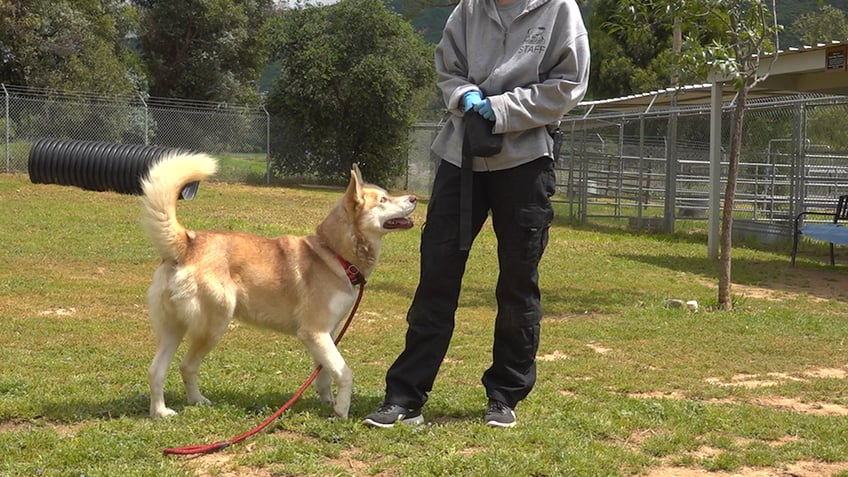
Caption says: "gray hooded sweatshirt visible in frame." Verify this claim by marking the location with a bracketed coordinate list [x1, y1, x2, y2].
[431, 0, 590, 171]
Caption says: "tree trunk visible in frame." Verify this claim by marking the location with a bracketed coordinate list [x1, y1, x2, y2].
[718, 85, 750, 310]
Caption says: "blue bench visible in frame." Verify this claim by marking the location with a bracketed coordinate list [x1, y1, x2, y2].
[791, 195, 848, 266]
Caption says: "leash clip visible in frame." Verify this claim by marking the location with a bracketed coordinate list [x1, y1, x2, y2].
[345, 264, 365, 286]
[336, 254, 366, 286]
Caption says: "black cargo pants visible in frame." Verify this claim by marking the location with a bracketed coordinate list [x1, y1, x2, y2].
[384, 156, 555, 409]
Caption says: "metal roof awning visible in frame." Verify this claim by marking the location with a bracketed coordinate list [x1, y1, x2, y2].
[577, 40, 848, 114]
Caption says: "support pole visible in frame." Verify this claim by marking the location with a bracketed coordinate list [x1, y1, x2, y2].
[708, 81, 723, 260]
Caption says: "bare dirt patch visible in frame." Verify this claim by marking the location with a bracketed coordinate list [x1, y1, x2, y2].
[538, 350, 570, 361]
[621, 364, 848, 477]
[0, 421, 31, 433]
[184, 430, 305, 477]
[645, 461, 848, 477]
[0, 420, 85, 437]
[694, 266, 848, 304]
[705, 366, 848, 389]
[587, 342, 613, 354]
[703, 372, 804, 388]
[324, 447, 390, 477]
[629, 391, 688, 400]
[751, 396, 848, 416]
[616, 432, 825, 477]
[697, 367, 848, 416]
[38, 307, 77, 316]
[631, 388, 848, 417]
[804, 367, 847, 379]
[186, 446, 273, 477]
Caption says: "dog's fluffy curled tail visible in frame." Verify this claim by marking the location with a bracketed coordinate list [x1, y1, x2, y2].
[140, 152, 218, 262]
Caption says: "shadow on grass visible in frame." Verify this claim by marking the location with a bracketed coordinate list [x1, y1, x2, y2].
[553, 214, 795, 252]
[32, 386, 484, 427]
[32, 389, 367, 423]
[32, 392, 152, 422]
[551, 214, 848, 303]
[616, 252, 848, 303]
[414, 279, 651, 316]
[543, 285, 651, 316]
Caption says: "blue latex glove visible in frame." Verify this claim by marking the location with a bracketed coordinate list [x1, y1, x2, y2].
[461, 91, 483, 112]
[473, 98, 495, 121]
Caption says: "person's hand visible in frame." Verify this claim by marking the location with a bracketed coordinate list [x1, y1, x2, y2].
[461, 91, 483, 112]
[473, 98, 495, 121]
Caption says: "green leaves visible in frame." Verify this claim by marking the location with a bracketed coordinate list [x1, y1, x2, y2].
[266, 0, 435, 185]
[591, 0, 785, 98]
[0, 0, 140, 94]
[790, 4, 848, 46]
[136, 0, 274, 102]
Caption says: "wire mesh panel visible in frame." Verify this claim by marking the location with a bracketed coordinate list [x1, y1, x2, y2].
[796, 98, 848, 214]
[1, 84, 268, 182]
[734, 98, 798, 224]
[1, 87, 9, 172]
[558, 110, 695, 228]
[556, 93, 848, 241]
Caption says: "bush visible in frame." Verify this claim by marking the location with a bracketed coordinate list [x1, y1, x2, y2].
[265, 0, 434, 186]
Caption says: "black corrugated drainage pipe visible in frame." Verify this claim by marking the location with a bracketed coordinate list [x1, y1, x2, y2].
[27, 138, 200, 200]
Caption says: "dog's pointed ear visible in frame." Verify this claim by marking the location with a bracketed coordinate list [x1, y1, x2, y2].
[351, 163, 364, 188]
[345, 163, 365, 209]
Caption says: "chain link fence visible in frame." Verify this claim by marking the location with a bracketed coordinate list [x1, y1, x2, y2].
[8, 82, 848, 245]
[1, 84, 269, 183]
[555, 93, 848, 243]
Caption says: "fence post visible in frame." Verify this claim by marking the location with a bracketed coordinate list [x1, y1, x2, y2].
[790, 101, 807, 220]
[708, 81, 723, 260]
[637, 113, 646, 220]
[2, 83, 8, 172]
[138, 93, 149, 145]
[664, 108, 679, 233]
[263, 105, 271, 185]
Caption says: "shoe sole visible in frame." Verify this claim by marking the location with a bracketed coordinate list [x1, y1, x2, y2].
[363, 414, 425, 428]
[485, 419, 517, 428]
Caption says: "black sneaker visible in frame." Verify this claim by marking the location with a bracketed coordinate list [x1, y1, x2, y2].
[484, 400, 516, 428]
[363, 403, 424, 428]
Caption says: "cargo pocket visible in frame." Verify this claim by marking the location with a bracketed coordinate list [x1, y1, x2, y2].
[515, 204, 554, 262]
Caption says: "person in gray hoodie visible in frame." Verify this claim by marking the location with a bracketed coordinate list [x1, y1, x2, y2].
[364, 0, 589, 428]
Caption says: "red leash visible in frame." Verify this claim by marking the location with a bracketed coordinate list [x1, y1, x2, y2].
[163, 258, 365, 456]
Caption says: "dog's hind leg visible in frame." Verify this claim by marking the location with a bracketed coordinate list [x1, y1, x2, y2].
[148, 268, 188, 419]
[179, 306, 232, 407]
[179, 329, 224, 407]
[149, 313, 187, 419]
[298, 331, 352, 418]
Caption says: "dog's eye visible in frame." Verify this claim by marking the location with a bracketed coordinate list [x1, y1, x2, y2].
[380, 196, 388, 203]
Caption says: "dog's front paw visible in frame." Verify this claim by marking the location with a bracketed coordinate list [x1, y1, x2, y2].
[151, 407, 178, 419]
[333, 404, 349, 419]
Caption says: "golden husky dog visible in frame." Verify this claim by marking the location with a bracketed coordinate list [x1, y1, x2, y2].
[140, 153, 417, 419]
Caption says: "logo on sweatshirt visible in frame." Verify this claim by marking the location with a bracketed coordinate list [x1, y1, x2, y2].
[518, 27, 547, 54]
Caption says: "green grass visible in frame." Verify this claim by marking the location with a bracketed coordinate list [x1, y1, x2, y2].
[214, 153, 269, 184]
[2, 173, 848, 476]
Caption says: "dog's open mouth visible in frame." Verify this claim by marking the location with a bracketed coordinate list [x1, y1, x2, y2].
[384, 218, 414, 230]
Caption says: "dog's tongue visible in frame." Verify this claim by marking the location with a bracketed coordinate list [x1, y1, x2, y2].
[384, 218, 414, 230]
